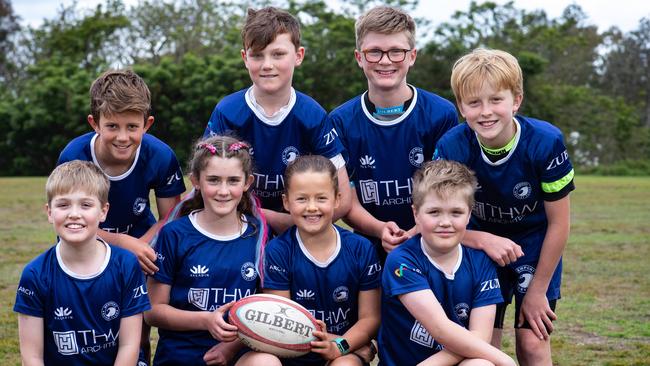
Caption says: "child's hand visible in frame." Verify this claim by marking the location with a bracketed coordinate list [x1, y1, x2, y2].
[381, 221, 409, 253]
[310, 320, 340, 360]
[476, 231, 524, 266]
[353, 341, 377, 363]
[203, 342, 237, 366]
[519, 290, 556, 340]
[121, 234, 159, 275]
[204, 302, 239, 342]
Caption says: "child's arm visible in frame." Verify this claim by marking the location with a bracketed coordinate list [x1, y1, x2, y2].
[18, 314, 44, 366]
[344, 190, 408, 251]
[311, 288, 380, 360]
[333, 168, 352, 220]
[97, 230, 158, 275]
[144, 278, 238, 341]
[114, 314, 143, 366]
[401, 290, 515, 366]
[262, 209, 294, 235]
[519, 196, 570, 339]
[462, 230, 524, 267]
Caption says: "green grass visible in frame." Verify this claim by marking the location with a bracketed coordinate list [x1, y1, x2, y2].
[1, 176, 649, 365]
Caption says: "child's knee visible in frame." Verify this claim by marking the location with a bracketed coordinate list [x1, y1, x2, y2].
[329, 354, 364, 366]
[236, 351, 282, 366]
[459, 359, 495, 366]
[515, 329, 551, 363]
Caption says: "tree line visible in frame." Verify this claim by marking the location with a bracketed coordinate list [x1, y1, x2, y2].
[1, 0, 649, 176]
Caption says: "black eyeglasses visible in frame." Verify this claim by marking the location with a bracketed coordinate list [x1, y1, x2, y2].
[361, 48, 412, 63]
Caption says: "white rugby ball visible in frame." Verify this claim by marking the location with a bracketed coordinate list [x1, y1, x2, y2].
[229, 293, 321, 358]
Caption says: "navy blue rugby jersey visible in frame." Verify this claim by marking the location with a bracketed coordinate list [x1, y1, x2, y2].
[378, 235, 502, 366]
[329, 87, 457, 230]
[264, 225, 381, 366]
[204, 88, 345, 212]
[434, 116, 575, 259]
[151, 212, 260, 365]
[14, 241, 150, 366]
[58, 132, 186, 237]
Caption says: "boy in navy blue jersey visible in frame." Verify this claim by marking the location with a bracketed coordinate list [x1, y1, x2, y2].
[379, 160, 515, 366]
[15, 161, 150, 366]
[58, 69, 186, 365]
[435, 48, 575, 365]
[204, 7, 352, 234]
[329, 6, 458, 261]
[58, 69, 186, 275]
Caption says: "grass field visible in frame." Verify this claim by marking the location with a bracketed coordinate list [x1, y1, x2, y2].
[0, 175, 648, 365]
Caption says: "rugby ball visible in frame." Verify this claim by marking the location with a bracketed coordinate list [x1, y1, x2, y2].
[228, 294, 321, 358]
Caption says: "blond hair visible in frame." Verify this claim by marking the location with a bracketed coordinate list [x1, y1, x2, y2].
[46, 160, 110, 204]
[451, 48, 523, 103]
[355, 6, 415, 50]
[242, 7, 301, 52]
[412, 160, 477, 210]
[90, 69, 151, 124]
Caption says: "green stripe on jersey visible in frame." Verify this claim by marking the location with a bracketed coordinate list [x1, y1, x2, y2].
[542, 169, 575, 193]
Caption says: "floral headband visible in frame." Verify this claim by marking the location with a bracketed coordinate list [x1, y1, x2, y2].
[198, 141, 250, 155]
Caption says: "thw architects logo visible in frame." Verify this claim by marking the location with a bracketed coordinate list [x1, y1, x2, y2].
[190, 264, 210, 277]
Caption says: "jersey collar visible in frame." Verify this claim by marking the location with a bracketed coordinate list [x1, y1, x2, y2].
[56, 238, 111, 280]
[295, 225, 341, 268]
[360, 85, 418, 126]
[477, 117, 522, 166]
[420, 237, 462, 280]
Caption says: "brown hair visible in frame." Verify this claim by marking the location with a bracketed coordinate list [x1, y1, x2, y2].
[180, 135, 256, 233]
[355, 6, 416, 50]
[89, 69, 151, 124]
[241, 7, 301, 52]
[46, 160, 110, 205]
[283, 155, 338, 195]
[451, 48, 523, 104]
[412, 160, 477, 210]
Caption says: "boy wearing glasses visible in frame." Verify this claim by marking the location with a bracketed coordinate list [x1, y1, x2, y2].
[329, 6, 457, 261]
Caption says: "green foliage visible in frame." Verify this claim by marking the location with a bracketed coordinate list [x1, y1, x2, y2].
[1, 0, 648, 175]
[578, 159, 650, 176]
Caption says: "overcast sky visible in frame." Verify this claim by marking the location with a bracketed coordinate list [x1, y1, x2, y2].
[12, 0, 650, 33]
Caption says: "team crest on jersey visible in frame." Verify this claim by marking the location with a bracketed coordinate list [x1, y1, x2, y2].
[513, 182, 532, 200]
[54, 307, 73, 320]
[515, 265, 536, 293]
[240, 262, 258, 281]
[282, 146, 300, 165]
[359, 155, 376, 169]
[188, 288, 210, 310]
[138, 362, 148, 366]
[101, 301, 120, 321]
[454, 303, 470, 321]
[132, 197, 147, 215]
[409, 147, 424, 167]
[333, 286, 349, 303]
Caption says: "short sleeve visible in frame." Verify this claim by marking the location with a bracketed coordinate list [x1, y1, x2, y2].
[357, 237, 382, 291]
[120, 253, 152, 316]
[152, 225, 180, 285]
[263, 237, 292, 291]
[471, 251, 503, 308]
[14, 264, 45, 317]
[154, 147, 186, 198]
[204, 105, 229, 138]
[539, 134, 575, 199]
[382, 248, 430, 298]
[310, 113, 345, 159]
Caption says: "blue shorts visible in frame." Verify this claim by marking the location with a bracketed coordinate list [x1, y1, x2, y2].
[493, 257, 562, 329]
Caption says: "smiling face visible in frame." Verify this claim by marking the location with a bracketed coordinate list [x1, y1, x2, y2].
[89, 111, 153, 171]
[414, 190, 471, 256]
[192, 156, 253, 221]
[355, 31, 416, 94]
[457, 83, 522, 149]
[283, 170, 340, 239]
[48, 190, 108, 247]
[242, 33, 304, 99]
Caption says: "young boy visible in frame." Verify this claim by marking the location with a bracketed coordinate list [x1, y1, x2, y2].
[203, 7, 352, 234]
[57, 69, 185, 275]
[328, 6, 458, 260]
[434, 48, 575, 365]
[379, 160, 515, 366]
[14, 160, 151, 365]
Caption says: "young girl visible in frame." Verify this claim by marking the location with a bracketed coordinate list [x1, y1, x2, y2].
[263, 155, 382, 366]
[144, 135, 278, 366]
